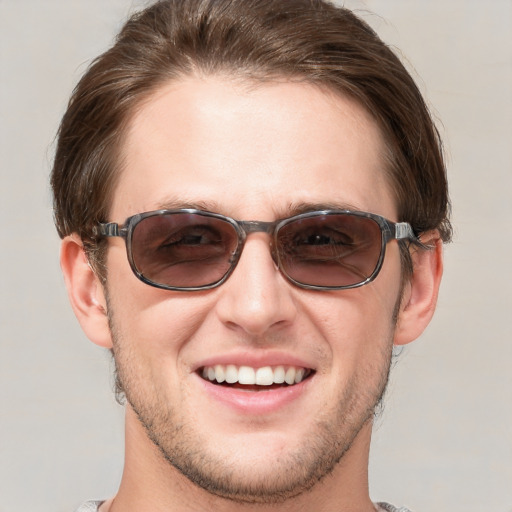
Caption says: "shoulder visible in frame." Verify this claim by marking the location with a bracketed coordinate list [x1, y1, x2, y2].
[74, 500, 104, 512]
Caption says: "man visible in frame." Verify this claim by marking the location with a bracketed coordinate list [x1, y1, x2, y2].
[51, 0, 451, 510]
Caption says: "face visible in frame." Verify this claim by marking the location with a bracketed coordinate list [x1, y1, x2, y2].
[104, 76, 403, 502]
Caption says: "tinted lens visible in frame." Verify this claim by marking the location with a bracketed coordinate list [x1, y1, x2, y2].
[131, 213, 238, 288]
[276, 213, 383, 288]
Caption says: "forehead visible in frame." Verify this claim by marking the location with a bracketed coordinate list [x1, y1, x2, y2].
[114, 75, 395, 221]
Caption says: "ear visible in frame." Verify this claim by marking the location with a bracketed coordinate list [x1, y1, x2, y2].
[393, 232, 444, 346]
[60, 234, 113, 348]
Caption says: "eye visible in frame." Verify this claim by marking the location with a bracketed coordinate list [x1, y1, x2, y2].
[160, 227, 222, 248]
[295, 229, 353, 247]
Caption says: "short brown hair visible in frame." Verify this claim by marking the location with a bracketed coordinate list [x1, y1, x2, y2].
[51, 0, 451, 277]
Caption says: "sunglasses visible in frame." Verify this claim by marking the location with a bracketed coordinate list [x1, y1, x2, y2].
[94, 209, 417, 291]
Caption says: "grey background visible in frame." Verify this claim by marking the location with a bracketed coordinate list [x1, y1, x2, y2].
[1, 1, 511, 511]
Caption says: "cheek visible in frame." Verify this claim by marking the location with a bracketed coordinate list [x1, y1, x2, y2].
[298, 267, 401, 379]
[303, 289, 398, 348]
[105, 250, 219, 359]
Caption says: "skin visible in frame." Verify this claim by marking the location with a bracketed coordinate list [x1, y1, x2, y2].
[61, 76, 443, 511]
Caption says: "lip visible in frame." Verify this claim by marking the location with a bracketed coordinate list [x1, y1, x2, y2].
[191, 351, 316, 415]
[193, 350, 315, 372]
[195, 371, 313, 415]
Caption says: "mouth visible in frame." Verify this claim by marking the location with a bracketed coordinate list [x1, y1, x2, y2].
[198, 364, 314, 391]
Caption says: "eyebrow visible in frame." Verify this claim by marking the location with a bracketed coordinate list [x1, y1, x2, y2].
[154, 198, 223, 212]
[152, 197, 362, 220]
[282, 200, 361, 217]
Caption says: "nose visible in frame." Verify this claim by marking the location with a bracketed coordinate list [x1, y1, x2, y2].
[215, 234, 298, 337]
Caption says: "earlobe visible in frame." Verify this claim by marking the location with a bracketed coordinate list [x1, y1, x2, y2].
[393, 232, 444, 346]
[60, 234, 113, 348]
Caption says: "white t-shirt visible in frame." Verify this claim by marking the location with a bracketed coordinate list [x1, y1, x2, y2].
[74, 500, 413, 511]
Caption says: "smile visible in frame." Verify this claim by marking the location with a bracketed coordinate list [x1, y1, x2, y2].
[200, 365, 313, 387]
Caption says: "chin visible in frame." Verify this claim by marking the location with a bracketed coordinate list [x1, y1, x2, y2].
[129, 390, 375, 504]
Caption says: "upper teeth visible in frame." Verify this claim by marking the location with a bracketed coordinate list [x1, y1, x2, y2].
[201, 365, 308, 386]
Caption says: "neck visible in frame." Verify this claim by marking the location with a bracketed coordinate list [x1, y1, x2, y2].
[105, 407, 377, 512]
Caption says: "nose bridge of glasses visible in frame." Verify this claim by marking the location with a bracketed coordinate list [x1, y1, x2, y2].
[235, 220, 279, 266]
[238, 220, 276, 236]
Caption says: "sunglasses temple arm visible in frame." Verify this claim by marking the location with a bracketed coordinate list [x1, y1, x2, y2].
[93, 223, 121, 237]
[394, 222, 415, 240]
[395, 222, 431, 249]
